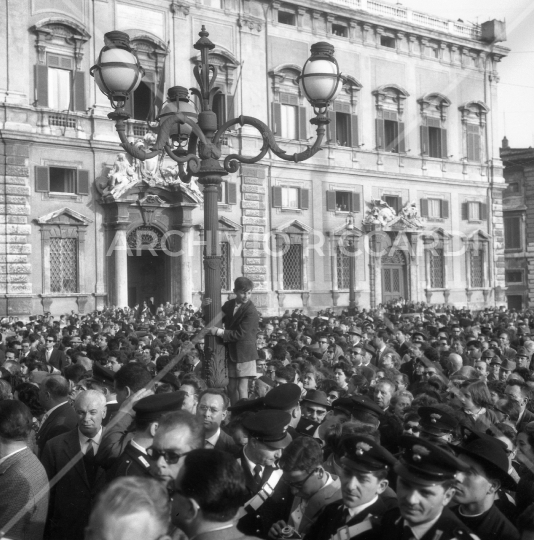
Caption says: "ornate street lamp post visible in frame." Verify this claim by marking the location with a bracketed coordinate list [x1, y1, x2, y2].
[92, 27, 343, 387]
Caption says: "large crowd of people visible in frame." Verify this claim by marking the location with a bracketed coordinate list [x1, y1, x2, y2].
[1, 276, 534, 540]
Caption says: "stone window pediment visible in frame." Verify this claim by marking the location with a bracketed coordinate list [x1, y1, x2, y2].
[36, 207, 93, 227]
[274, 219, 312, 234]
[373, 84, 410, 115]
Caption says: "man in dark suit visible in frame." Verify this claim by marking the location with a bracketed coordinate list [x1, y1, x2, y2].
[373, 435, 474, 540]
[505, 381, 534, 432]
[237, 409, 293, 538]
[196, 388, 239, 456]
[36, 374, 78, 456]
[41, 389, 108, 540]
[39, 334, 68, 371]
[206, 276, 259, 404]
[303, 435, 396, 540]
[0, 400, 49, 540]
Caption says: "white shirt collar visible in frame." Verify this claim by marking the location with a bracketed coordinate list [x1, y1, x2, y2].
[0, 446, 28, 466]
[243, 444, 263, 475]
[346, 495, 379, 518]
[78, 427, 103, 453]
[205, 427, 221, 447]
[130, 439, 147, 455]
[404, 513, 442, 540]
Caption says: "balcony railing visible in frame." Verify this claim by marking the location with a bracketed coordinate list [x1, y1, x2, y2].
[327, 0, 481, 40]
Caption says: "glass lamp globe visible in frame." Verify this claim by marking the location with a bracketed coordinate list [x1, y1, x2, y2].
[158, 86, 198, 139]
[299, 42, 342, 110]
[90, 31, 144, 107]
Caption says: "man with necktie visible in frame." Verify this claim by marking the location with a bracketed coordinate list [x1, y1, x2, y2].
[304, 434, 396, 540]
[41, 389, 108, 540]
[205, 276, 260, 404]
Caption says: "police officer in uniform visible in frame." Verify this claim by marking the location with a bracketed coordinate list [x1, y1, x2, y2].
[305, 434, 397, 540]
[418, 406, 459, 446]
[375, 435, 474, 540]
[107, 391, 185, 481]
[237, 409, 294, 539]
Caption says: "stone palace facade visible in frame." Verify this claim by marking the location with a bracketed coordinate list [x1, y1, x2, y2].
[0, 0, 509, 315]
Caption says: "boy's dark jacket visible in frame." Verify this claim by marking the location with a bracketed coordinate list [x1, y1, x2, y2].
[221, 298, 259, 363]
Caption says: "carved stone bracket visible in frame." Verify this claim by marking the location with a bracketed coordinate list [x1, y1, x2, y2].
[77, 295, 89, 313]
[238, 16, 263, 33]
[277, 292, 286, 309]
[301, 291, 310, 308]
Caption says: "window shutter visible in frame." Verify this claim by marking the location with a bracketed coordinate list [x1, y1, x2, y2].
[441, 129, 448, 159]
[76, 170, 90, 195]
[299, 188, 309, 210]
[375, 118, 385, 150]
[480, 202, 488, 220]
[226, 94, 235, 122]
[420, 199, 429, 218]
[473, 133, 481, 162]
[441, 199, 449, 219]
[73, 71, 86, 112]
[327, 110, 337, 144]
[398, 122, 406, 153]
[272, 103, 282, 136]
[350, 192, 361, 213]
[420, 125, 429, 156]
[272, 186, 282, 208]
[35, 166, 50, 192]
[467, 124, 481, 162]
[35, 65, 48, 108]
[351, 114, 359, 147]
[124, 93, 134, 117]
[298, 106, 307, 140]
[326, 190, 336, 211]
[461, 202, 469, 220]
[217, 184, 223, 202]
[227, 182, 237, 205]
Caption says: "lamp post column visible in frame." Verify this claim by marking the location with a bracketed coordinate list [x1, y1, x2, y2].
[348, 238, 356, 314]
[113, 223, 129, 309]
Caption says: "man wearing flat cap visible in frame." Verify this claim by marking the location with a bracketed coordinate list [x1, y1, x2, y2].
[375, 436, 473, 540]
[237, 409, 294, 538]
[452, 435, 519, 540]
[304, 435, 397, 540]
[107, 391, 186, 481]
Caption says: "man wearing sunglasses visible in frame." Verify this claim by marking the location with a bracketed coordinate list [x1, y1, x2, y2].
[237, 409, 294, 538]
[268, 437, 341, 539]
[39, 333, 68, 371]
[148, 410, 204, 489]
[304, 435, 396, 540]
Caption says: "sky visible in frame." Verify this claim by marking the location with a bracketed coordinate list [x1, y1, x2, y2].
[402, 0, 534, 148]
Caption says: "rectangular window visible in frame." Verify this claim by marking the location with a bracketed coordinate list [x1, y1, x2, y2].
[380, 35, 396, 48]
[282, 186, 299, 209]
[470, 252, 484, 288]
[467, 124, 481, 162]
[429, 248, 444, 288]
[332, 24, 348, 37]
[220, 242, 230, 290]
[428, 126, 442, 158]
[468, 202, 481, 221]
[384, 195, 401, 214]
[50, 238, 78, 293]
[384, 119, 399, 153]
[48, 67, 71, 111]
[283, 243, 303, 289]
[278, 10, 296, 25]
[504, 216, 522, 250]
[281, 104, 298, 140]
[505, 270, 523, 284]
[336, 245, 351, 288]
[428, 199, 442, 218]
[336, 112, 351, 147]
[49, 167, 76, 193]
[336, 191, 351, 212]
[506, 182, 519, 194]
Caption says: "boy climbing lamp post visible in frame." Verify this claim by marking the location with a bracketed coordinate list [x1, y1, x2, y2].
[91, 27, 343, 387]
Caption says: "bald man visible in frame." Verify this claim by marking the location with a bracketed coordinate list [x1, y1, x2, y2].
[41, 390, 108, 540]
[448, 353, 463, 375]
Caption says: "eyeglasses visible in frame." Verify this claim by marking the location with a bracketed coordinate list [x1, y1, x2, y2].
[147, 447, 190, 464]
[283, 468, 317, 490]
[46, 339, 55, 343]
[404, 424, 421, 433]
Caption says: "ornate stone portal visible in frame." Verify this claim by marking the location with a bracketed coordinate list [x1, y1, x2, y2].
[98, 148, 201, 308]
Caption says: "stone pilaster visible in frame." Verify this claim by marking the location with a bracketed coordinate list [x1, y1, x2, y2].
[0, 140, 32, 316]
[240, 165, 268, 308]
[491, 187, 506, 305]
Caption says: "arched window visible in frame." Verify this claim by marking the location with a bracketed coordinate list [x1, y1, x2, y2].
[123, 31, 169, 127]
[459, 101, 489, 163]
[372, 84, 410, 153]
[31, 18, 90, 118]
[417, 93, 451, 159]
